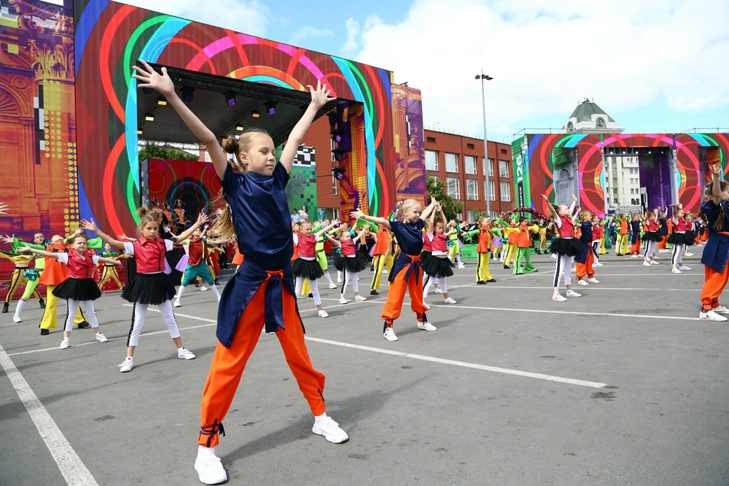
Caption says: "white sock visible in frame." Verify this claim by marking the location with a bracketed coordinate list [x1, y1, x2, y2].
[175, 285, 185, 302]
[211, 285, 221, 301]
[14, 299, 25, 318]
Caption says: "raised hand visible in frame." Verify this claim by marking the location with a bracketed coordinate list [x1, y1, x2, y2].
[307, 79, 335, 110]
[196, 212, 209, 226]
[0, 202, 8, 215]
[711, 162, 722, 177]
[132, 60, 175, 98]
[80, 219, 97, 232]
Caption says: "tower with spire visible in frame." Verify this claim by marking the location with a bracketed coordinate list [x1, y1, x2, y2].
[564, 98, 622, 133]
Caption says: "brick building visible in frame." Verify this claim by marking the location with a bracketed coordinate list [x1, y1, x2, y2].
[424, 129, 514, 221]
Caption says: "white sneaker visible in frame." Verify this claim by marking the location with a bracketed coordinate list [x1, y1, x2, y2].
[551, 254, 557, 259]
[338, 296, 349, 304]
[312, 414, 349, 444]
[651, 260, 660, 265]
[118, 357, 134, 373]
[177, 347, 196, 360]
[642, 261, 651, 267]
[194, 447, 227, 485]
[59, 337, 70, 349]
[443, 297, 457, 304]
[631, 254, 639, 258]
[328, 282, 338, 289]
[699, 310, 728, 322]
[423, 303, 431, 310]
[672, 267, 682, 274]
[354, 295, 367, 302]
[457, 263, 465, 269]
[566, 289, 582, 297]
[434, 288, 443, 294]
[95, 332, 108, 343]
[199, 286, 209, 292]
[679, 265, 691, 271]
[417, 320, 438, 331]
[594, 262, 603, 267]
[587, 278, 600, 284]
[12, 314, 22, 323]
[552, 292, 567, 302]
[317, 309, 329, 318]
[713, 305, 729, 314]
[173, 299, 181, 308]
[383, 327, 398, 341]
[685, 252, 694, 257]
[577, 280, 589, 287]
[659, 249, 670, 253]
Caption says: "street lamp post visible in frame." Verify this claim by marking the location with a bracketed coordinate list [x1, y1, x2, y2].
[476, 71, 493, 215]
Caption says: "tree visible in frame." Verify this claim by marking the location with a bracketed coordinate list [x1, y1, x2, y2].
[427, 177, 464, 221]
[139, 143, 198, 161]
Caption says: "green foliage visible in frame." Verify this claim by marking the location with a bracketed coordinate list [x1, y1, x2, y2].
[138, 144, 198, 161]
[552, 147, 572, 169]
[426, 177, 464, 221]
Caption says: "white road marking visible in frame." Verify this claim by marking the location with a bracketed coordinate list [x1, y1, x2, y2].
[0, 342, 99, 486]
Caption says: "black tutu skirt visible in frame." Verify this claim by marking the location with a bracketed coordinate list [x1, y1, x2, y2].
[684, 230, 695, 246]
[53, 278, 102, 301]
[668, 232, 689, 245]
[122, 272, 176, 305]
[292, 258, 324, 280]
[420, 250, 432, 269]
[549, 237, 583, 256]
[333, 253, 368, 273]
[642, 231, 662, 242]
[121, 258, 136, 301]
[423, 255, 454, 278]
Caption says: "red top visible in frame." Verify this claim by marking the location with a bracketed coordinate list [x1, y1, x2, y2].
[558, 215, 574, 238]
[477, 227, 491, 253]
[646, 220, 659, 232]
[188, 238, 207, 266]
[372, 228, 390, 255]
[297, 233, 316, 258]
[517, 223, 532, 248]
[66, 249, 97, 279]
[40, 241, 69, 286]
[430, 232, 448, 253]
[341, 239, 356, 257]
[232, 247, 244, 265]
[422, 232, 433, 252]
[675, 218, 691, 232]
[593, 225, 603, 239]
[132, 238, 167, 273]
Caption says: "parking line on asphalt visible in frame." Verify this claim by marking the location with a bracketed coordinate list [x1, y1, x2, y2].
[0, 342, 99, 486]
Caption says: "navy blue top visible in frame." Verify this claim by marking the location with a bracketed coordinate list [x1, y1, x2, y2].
[579, 221, 593, 243]
[701, 201, 729, 272]
[390, 219, 425, 255]
[223, 163, 292, 270]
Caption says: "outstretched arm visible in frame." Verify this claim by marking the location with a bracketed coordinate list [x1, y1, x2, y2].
[80, 220, 126, 249]
[541, 194, 558, 219]
[351, 210, 390, 229]
[133, 61, 230, 178]
[280, 80, 335, 173]
[174, 213, 209, 243]
[314, 221, 339, 238]
[420, 199, 438, 222]
[711, 163, 723, 204]
[18, 247, 59, 258]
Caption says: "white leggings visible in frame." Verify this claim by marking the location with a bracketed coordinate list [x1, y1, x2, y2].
[340, 268, 360, 296]
[295, 276, 322, 306]
[553, 254, 574, 289]
[592, 241, 600, 263]
[127, 300, 181, 347]
[671, 244, 685, 267]
[643, 240, 657, 260]
[423, 275, 448, 298]
[64, 299, 99, 332]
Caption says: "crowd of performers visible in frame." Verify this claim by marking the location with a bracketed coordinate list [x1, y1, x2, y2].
[2, 61, 728, 485]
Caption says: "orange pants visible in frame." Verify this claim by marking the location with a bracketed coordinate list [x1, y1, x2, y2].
[700, 264, 729, 311]
[198, 278, 326, 447]
[658, 235, 668, 250]
[381, 260, 427, 325]
[576, 251, 594, 280]
[630, 239, 641, 255]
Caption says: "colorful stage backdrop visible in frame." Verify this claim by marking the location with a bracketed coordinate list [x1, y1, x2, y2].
[513, 132, 729, 216]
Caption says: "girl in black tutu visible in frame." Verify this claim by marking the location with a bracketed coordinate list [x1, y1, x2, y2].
[21, 235, 120, 349]
[81, 209, 207, 373]
[668, 205, 692, 273]
[331, 227, 368, 304]
[422, 206, 456, 306]
[642, 209, 662, 266]
[292, 220, 339, 318]
[542, 194, 584, 302]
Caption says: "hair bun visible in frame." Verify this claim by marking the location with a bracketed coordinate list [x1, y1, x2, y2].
[222, 136, 240, 154]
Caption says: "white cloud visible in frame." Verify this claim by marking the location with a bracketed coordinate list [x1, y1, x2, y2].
[350, 0, 729, 140]
[342, 17, 361, 53]
[289, 25, 334, 46]
[117, 0, 269, 38]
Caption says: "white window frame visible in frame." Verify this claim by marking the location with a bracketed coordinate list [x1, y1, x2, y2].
[485, 180, 496, 201]
[464, 155, 476, 175]
[446, 177, 460, 199]
[445, 153, 458, 173]
[499, 160, 509, 178]
[466, 179, 478, 200]
[500, 181, 511, 202]
[425, 150, 439, 171]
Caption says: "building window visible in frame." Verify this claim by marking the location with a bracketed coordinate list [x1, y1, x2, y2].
[483, 158, 494, 177]
[485, 180, 496, 201]
[445, 153, 458, 173]
[499, 160, 509, 178]
[425, 150, 439, 171]
[467, 143, 475, 149]
[596, 117, 606, 128]
[500, 181, 511, 202]
[426, 136, 436, 143]
[446, 177, 460, 199]
[464, 155, 476, 175]
[466, 179, 478, 200]
[331, 172, 338, 195]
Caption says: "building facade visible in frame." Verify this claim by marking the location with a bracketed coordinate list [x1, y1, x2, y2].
[424, 129, 514, 221]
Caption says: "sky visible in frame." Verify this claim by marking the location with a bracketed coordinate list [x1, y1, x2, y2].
[109, 0, 729, 142]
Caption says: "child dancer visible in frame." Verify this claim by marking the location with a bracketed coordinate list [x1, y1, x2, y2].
[592, 216, 604, 267]
[293, 220, 338, 317]
[476, 217, 495, 284]
[174, 226, 222, 307]
[21, 235, 117, 349]
[542, 194, 582, 301]
[669, 205, 691, 273]
[423, 210, 456, 305]
[332, 227, 368, 304]
[133, 62, 348, 484]
[352, 198, 437, 342]
[370, 224, 392, 295]
[83, 211, 204, 372]
[1, 233, 45, 315]
[699, 164, 729, 321]
[314, 221, 338, 290]
[629, 214, 642, 257]
[575, 211, 599, 286]
[642, 210, 661, 266]
[446, 220, 465, 269]
[615, 215, 628, 256]
[98, 242, 125, 290]
[491, 225, 503, 262]
[684, 213, 696, 257]
[513, 218, 537, 275]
